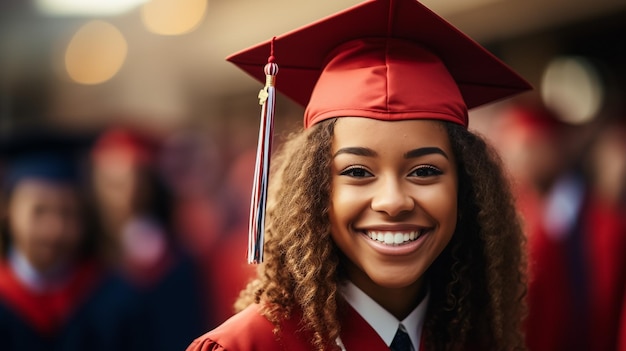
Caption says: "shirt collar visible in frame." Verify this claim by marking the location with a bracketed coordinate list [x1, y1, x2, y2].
[340, 281, 429, 351]
[8, 248, 69, 292]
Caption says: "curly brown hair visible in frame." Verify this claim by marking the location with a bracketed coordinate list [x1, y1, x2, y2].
[235, 119, 527, 351]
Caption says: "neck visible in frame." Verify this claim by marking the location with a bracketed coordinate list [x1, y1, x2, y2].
[349, 272, 426, 320]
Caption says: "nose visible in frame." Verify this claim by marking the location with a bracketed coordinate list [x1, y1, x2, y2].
[43, 210, 74, 241]
[370, 176, 414, 217]
[43, 214, 66, 240]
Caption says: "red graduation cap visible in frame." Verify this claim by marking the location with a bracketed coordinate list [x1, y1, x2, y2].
[227, 0, 532, 263]
[228, 0, 531, 128]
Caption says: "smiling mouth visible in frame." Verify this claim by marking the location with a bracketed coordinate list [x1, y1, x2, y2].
[365, 229, 427, 245]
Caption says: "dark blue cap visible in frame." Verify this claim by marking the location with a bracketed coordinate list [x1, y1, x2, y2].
[3, 152, 79, 190]
[0, 129, 92, 192]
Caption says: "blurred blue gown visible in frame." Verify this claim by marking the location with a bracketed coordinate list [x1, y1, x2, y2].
[0, 259, 154, 351]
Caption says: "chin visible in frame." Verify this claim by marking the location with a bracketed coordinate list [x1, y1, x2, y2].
[368, 271, 424, 290]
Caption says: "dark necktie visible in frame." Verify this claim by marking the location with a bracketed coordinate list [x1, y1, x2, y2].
[390, 327, 412, 351]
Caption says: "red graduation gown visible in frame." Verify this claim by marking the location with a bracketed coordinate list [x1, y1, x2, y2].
[524, 192, 626, 351]
[583, 195, 626, 351]
[0, 260, 101, 335]
[187, 303, 426, 351]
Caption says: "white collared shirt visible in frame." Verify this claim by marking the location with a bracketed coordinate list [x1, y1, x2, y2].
[8, 248, 69, 293]
[340, 281, 429, 351]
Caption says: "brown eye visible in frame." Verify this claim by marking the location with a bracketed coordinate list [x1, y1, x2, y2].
[410, 166, 442, 178]
[340, 167, 373, 178]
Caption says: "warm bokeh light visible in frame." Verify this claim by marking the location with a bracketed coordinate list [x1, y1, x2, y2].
[541, 56, 604, 125]
[64, 20, 128, 85]
[36, 0, 148, 16]
[141, 0, 208, 36]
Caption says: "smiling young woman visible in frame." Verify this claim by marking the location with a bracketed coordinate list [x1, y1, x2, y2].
[186, 0, 531, 350]
[213, 117, 527, 351]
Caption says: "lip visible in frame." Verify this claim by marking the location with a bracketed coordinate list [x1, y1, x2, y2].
[356, 225, 431, 256]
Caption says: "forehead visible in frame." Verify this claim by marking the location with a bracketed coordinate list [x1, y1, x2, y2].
[331, 117, 452, 151]
[10, 179, 78, 203]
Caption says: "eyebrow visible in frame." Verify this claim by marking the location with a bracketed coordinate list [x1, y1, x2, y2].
[404, 147, 449, 160]
[333, 146, 449, 159]
[333, 147, 377, 158]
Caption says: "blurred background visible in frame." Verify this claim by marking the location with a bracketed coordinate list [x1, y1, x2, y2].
[0, 0, 625, 350]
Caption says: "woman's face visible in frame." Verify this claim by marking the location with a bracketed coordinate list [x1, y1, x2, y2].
[329, 117, 458, 294]
[92, 153, 138, 218]
[7, 179, 83, 272]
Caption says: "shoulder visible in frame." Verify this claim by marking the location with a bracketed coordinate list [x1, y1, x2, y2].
[186, 304, 280, 351]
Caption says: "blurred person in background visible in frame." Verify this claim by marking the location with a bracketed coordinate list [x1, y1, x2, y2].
[488, 102, 575, 351]
[493, 101, 626, 350]
[90, 126, 206, 351]
[200, 147, 257, 324]
[158, 130, 226, 263]
[576, 118, 626, 351]
[0, 129, 150, 351]
[158, 130, 257, 326]
[488, 102, 567, 235]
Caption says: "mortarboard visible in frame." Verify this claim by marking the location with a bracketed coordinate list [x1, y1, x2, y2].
[226, 0, 532, 263]
[0, 129, 92, 193]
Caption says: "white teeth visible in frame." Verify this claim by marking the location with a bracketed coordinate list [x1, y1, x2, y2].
[366, 230, 423, 245]
[394, 233, 403, 244]
[384, 233, 394, 244]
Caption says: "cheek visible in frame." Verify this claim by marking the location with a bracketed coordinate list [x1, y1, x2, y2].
[8, 206, 36, 245]
[328, 185, 362, 255]
[56, 202, 84, 246]
[67, 219, 84, 248]
[420, 179, 457, 207]
[417, 182, 458, 230]
[329, 183, 367, 226]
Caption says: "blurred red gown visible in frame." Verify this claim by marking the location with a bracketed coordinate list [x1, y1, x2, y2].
[525, 191, 626, 351]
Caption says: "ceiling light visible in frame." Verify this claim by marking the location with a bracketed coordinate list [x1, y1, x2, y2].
[36, 0, 149, 16]
[65, 20, 127, 85]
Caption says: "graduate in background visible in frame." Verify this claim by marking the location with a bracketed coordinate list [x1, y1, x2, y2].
[187, 0, 531, 350]
[0, 130, 151, 351]
[579, 119, 626, 351]
[90, 127, 206, 351]
[493, 105, 626, 351]
[525, 117, 626, 351]
[158, 133, 259, 325]
[487, 104, 575, 351]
